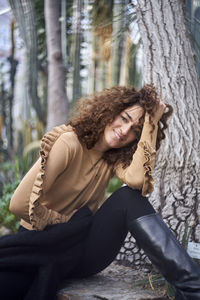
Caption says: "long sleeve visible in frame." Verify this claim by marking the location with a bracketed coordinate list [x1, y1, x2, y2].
[10, 125, 74, 230]
[29, 135, 72, 230]
[114, 121, 158, 196]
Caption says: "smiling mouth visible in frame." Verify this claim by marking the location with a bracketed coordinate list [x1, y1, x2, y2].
[114, 130, 122, 140]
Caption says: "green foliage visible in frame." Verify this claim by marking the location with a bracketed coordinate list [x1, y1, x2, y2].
[134, 270, 175, 299]
[91, 0, 113, 26]
[0, 180, 20, 233]
[0, 155, 36, 233]
[33, 0, 46, 65]
[0, 136, 41, 234]
[128, 41, 142, 89]
[23, 140, 40, 168]
[0, 156, 32, 191]
[181, 220, 193, 249]
[106, 176, 123, 196]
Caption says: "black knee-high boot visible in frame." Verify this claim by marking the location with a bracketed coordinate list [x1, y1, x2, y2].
[128, 213, 200, 300]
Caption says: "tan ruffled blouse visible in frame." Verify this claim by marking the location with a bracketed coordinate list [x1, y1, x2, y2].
[9, 122, 157, 231]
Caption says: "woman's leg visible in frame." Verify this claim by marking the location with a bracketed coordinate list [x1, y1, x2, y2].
[0, 269, 35, 300]
[70, 186, 155, 277]
[70, 186, 200, 300]
[0, 226, 36, 300]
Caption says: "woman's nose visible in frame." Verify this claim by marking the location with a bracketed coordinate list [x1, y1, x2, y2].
[121, 124, 131, 135]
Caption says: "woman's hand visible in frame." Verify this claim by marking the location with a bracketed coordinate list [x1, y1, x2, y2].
[145, 100, 166, 124]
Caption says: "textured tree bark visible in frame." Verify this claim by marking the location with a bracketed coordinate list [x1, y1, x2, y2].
[136, 0, 200, 242]
[9, 0, 45, 123]
[111, 0, 126, 85]
[45, 0, 69, 131]
[88, 32, 98, 93]
[71, 0, 82, 102]
[61, 0, 67, 68]
[8, 19, 16, 153]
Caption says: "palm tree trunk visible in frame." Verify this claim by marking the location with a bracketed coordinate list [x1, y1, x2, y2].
[72, 0, 82, 102]
[61, 0, 67, 68]
[45, 0, 69, 130]
[9, 0, 45, 123]
[111, 0, 125, 85]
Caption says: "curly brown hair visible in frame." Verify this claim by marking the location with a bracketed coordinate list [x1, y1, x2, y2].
[68, 84, 173, 168]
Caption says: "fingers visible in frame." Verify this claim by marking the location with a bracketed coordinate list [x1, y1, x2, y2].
[157, 99, 166, 108]
[144, 100, 167, 123]
[154, 100, 166, 121]
[159, 101, 166, 113]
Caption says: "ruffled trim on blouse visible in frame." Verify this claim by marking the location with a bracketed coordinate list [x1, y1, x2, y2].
[139, 141, 156, 196]
[29, 124, 70, 230]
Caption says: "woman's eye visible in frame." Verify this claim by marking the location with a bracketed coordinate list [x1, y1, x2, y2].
[121, 115, 127, 122]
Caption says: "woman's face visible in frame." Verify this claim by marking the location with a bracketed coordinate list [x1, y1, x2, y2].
[102, 105, 144, 151]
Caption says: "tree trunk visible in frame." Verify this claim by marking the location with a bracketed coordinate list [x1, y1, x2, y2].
[0, 82, 6, 162]
[8, 19, 17, 154]
[45, 0, 69, 131]
[88, 31, 97, 93]
[111, 0, 125, 85]
[99, 60, 107, 90]
[71, 0, 82, 102]
[61, 0, 67, 68]
[136, 0, 200, 242]
[9, 0, 45, 123]
[128, 40, 142, 88]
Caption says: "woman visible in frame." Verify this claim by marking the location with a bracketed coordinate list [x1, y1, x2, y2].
[1, 84, 199, 300]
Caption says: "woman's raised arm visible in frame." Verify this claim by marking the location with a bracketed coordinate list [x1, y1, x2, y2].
[115, 100, 166, 195]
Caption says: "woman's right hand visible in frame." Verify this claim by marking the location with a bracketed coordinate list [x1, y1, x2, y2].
[145, 100, 166, 124]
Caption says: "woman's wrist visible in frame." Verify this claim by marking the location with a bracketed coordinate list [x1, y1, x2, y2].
[144, 113, 158, 126]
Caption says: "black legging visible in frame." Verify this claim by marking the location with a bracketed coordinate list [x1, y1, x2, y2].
[0, 186, 155, 299]
[70, 186, 155, 277]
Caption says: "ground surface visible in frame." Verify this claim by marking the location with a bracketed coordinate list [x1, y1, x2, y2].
[58, 262, 167, 300]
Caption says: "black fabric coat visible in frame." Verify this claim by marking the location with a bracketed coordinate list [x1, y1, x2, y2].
[0, 206, 92, 300]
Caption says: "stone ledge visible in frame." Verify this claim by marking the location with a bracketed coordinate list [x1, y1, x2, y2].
[58, 263, 166, 300]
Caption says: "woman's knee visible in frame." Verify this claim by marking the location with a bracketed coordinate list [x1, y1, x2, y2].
[107, 186, 144, 208]
[107, 185, 155, 218]
[112, 185, 143, 200]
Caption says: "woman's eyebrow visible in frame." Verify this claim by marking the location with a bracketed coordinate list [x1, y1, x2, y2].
[125, 112, 133, 121]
